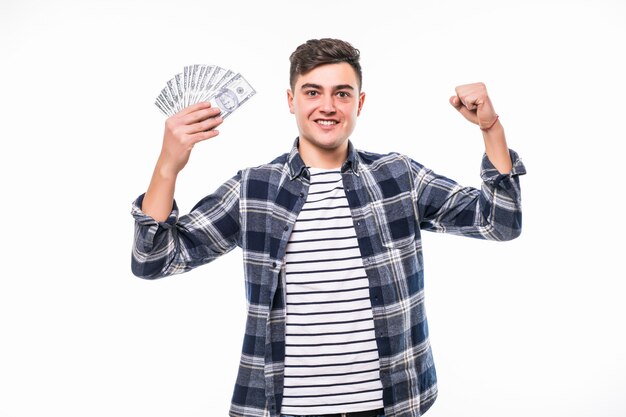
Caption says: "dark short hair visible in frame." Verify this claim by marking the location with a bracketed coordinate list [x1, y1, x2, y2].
[289, 38, 362, 91]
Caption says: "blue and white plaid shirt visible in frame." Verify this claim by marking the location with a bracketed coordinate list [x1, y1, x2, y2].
[131, 139, 526, 417]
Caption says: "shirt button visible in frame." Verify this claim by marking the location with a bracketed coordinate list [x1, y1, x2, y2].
[299, 192, 304, 198]
[283, 225, 289, 231]
[356, 221, 360, 226]
[272, 262, 277, 268]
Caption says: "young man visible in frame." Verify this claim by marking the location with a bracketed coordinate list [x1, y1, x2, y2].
[131, 38, 525, 417]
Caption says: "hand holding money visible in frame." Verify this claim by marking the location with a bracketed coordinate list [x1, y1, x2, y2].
[158, 102, 223, 177]
[142, 65, 255, 223]
[154, 63, 257, 176]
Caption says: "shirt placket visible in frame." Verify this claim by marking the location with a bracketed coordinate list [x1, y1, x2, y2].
[264, 172, 310, 416]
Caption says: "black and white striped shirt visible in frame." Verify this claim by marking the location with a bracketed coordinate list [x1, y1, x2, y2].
[281, 168, 384, 415]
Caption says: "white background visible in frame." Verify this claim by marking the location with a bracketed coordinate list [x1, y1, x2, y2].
[1, 0, 624, 416]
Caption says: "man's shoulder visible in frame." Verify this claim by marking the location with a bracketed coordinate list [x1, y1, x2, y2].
[355, 148, 417, 171]
[239, 152, 290, 178]
[254, 152, 290, 169]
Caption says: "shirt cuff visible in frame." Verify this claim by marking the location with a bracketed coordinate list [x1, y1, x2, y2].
[131, 193, 179, 228]
[480, 149, 526, 184]
[131, 194, 180, 253]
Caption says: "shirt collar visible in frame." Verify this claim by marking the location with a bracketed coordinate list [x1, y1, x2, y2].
[287, 137, 360, 180]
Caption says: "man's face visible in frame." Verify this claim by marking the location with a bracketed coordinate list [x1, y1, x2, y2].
[287, 62, 365, 154]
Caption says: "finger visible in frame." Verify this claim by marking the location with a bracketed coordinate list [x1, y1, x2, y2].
[182, 107, 222, 125]
[187, 116, 224, 134]
[189, 129, 220, 144]
[450, 96, 478, 123]
[449, 95, 463, 109]
[454, 85, 480, 109]
[457, 105, 478, 123]
[450, 95, 474, 115]
[464, 101, 477, 111]
[457, 93, 479, 111]
[176, 101, 213, 117]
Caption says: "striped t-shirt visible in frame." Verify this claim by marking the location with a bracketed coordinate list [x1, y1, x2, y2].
[280, 168, 384, 415]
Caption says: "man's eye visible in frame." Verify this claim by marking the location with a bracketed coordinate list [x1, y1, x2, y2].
[337, 91, 350, 98]
[306, 91, 318, 96]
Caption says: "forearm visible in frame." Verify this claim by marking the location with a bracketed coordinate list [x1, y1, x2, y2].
[482, 119, 512, 174]
[450, 82, 513, 174]
[142, 158, 178, 222]
[141, 102, 223, 222]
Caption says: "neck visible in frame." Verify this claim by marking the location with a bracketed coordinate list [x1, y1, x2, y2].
[298, 139, 348, 169]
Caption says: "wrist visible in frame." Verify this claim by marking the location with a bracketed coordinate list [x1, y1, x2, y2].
[154, 158, 180, 182]
[481, 117, 504, 143]
[481, 122, 511, 174]
[479, 114, 499, 131]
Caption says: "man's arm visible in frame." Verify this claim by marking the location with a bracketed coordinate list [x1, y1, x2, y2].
[142, 102, 223, 222]
[412, 151, 525, 241]
[131, 102, 241, 279]
[411, 82, 525, 241]
[131, 174, 241, 279]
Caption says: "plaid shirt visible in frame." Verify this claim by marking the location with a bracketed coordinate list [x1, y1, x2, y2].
[131, 139, 526, 417]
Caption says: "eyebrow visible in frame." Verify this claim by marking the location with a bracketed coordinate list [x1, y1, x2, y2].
[300, 83, 355, 91]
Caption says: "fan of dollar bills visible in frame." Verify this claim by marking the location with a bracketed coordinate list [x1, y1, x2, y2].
[155, 64, 256, 118]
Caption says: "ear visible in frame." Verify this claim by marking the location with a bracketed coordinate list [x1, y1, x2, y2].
[357, 91, 366, 116]
[287, 89, 295, 114]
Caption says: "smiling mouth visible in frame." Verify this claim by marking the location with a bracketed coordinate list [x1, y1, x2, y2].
[316, 120, 338, 126]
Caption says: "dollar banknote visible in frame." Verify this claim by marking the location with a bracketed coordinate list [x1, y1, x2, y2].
[155, 64, 256, 118]
[206, 73, 256, 118]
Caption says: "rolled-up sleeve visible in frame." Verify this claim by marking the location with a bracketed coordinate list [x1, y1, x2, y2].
[413, 149, 526, 241]
[130, 173, 241, 279]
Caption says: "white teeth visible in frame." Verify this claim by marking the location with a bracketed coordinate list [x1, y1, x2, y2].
[317, 120, 337, 126]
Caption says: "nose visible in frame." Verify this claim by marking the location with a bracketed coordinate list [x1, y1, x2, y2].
[319, 95, 336, 113]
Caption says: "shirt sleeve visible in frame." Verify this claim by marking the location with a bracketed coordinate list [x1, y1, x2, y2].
[412, 149, 526, 241]
[130, 172, 242, 279]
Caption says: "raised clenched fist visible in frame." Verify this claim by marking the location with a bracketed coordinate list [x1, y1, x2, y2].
[449, 82, 499, 130]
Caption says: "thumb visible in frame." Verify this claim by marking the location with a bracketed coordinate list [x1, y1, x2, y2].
[449, 95, 462, 109]
[449, 95, 478, 125]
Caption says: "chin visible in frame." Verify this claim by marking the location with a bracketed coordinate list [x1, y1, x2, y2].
[309, 136, 348, 150]
[317, 140, 343, 149]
